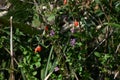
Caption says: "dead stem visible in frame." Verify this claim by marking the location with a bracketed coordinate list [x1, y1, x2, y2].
[9, 16, 15, 80]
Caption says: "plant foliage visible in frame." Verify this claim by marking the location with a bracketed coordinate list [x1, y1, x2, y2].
[0, 0, 120, 80]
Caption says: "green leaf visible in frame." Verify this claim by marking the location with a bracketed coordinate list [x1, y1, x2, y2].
[104, 23, 120, 28]
[41, 68, 45, 80]
[35, 62, 41, 67]
[95, 0, 101, 4]
[94, 52, 101, 57]
[76, 42, 82, 46]
[0, 45, 2, 48]
[104, 54, 110, 60]
[47, 14, 55, 21]
[79, 67, 82, 72]
[44, 46, 54, 79]
[15, 28, 25, 36]
[32, 10, 41, 27]
[115, 1, 120, 12]
[18, 64, 23, 68]
[32, 71, 37, 76]
[30, 65, 33, 69]
[23, 51, 27, 55]
[95, 10, 104, 17]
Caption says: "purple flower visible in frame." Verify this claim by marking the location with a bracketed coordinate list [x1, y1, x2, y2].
[54, 67, 59, 72]
[50, 30, 55, 36]
[70, 38, 76, 46]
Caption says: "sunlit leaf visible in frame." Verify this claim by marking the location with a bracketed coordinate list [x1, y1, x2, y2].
[47, 14, 55, 22]
[104, 23, 120, 28]
[94, 52, 101, 57]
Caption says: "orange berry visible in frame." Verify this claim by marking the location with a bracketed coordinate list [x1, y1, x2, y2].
[74, 20, 79, 27]
[35, 45, 42, 53]
[64, 0, 67, 5]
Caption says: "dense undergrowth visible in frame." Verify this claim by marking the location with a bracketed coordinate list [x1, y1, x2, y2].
[0, 0, 120, 80]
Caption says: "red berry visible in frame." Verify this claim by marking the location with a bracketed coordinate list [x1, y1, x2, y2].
[35, 45, 42, 53]
[64, 0, 67, 5]
[45, 26, 48, 31]
[74, 20, 79, 27]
